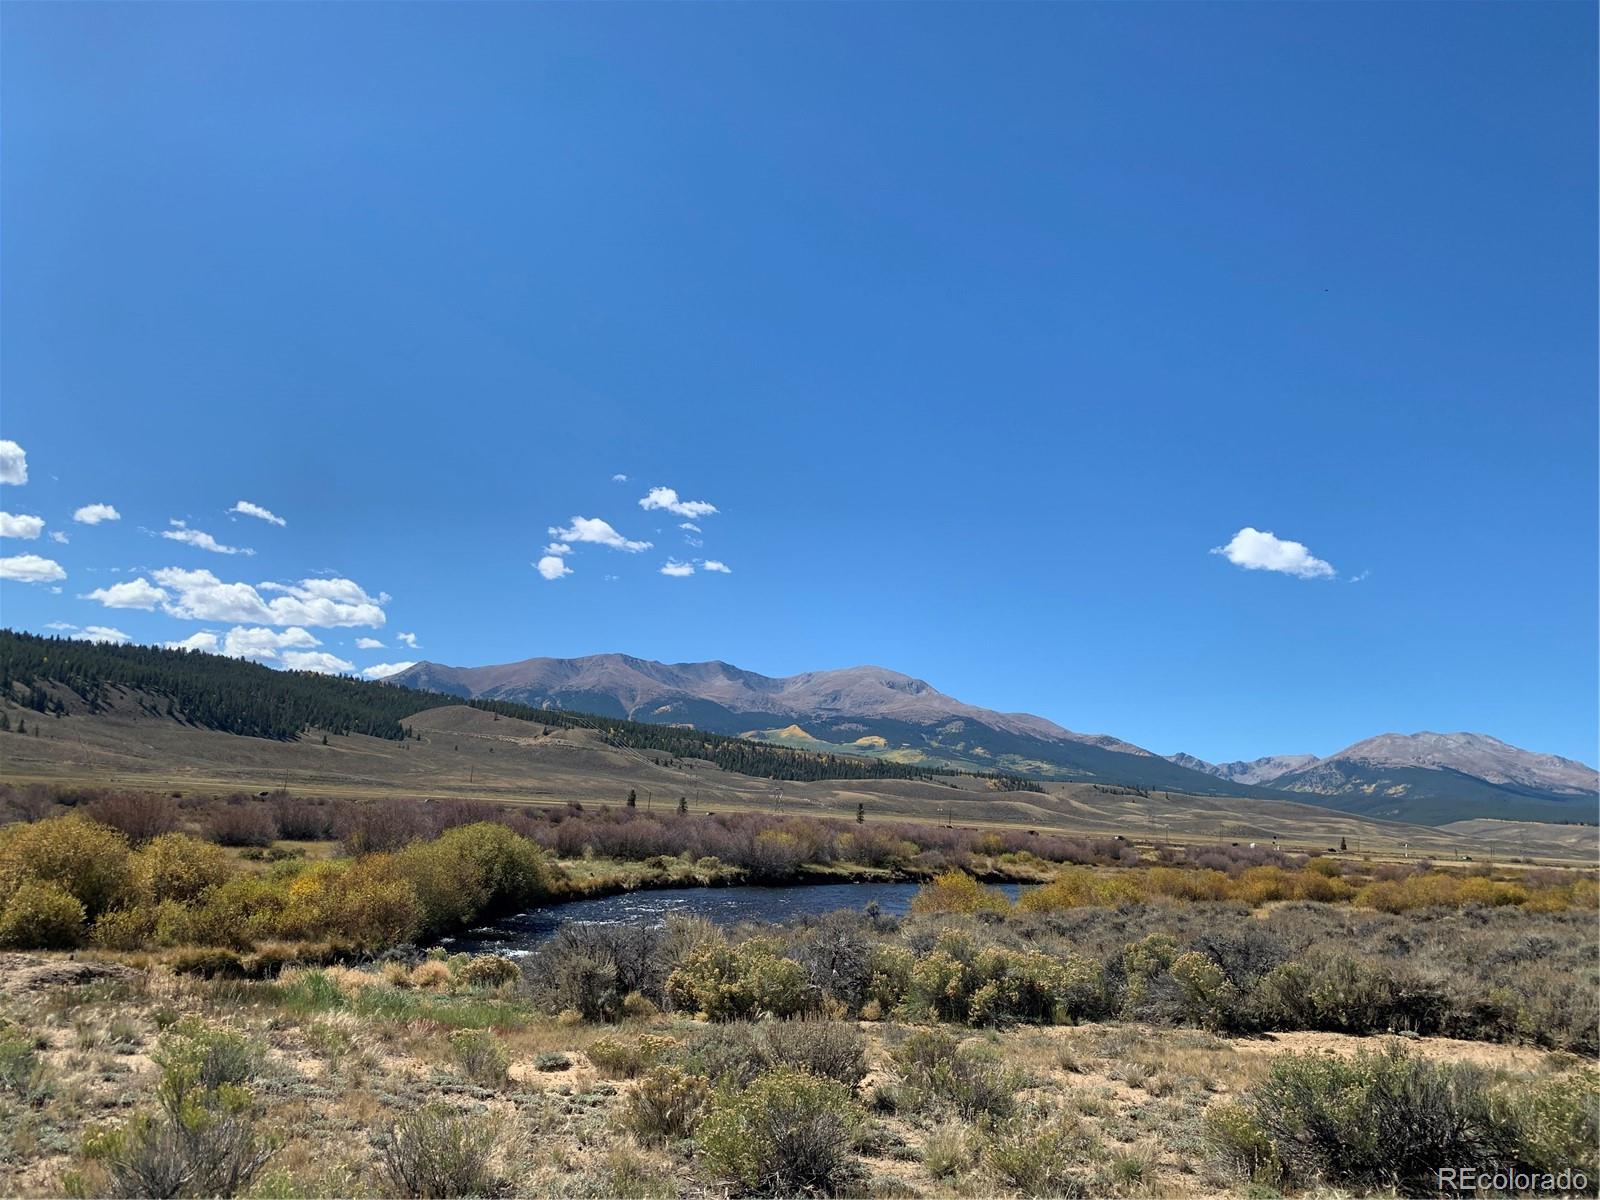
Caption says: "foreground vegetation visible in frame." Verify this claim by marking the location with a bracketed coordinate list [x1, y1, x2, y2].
[0, 781, 1593, 1196]
[0, 932, 1593, 1198]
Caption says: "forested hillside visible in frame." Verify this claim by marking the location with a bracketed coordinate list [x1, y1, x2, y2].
[0, 630, 960, 784]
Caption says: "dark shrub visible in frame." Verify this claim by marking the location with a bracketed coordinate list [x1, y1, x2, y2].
[377, 1104, 498, 1198]
[205, 801, 278, 848]
[760, 1019, 869, 1089]
[87, 792, 181, 844]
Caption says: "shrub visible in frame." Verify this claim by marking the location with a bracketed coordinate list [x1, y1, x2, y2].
[891, 1029, 1018, 1121]
[760, 1019, 868, 1088]
[621, 1065, 711, 1145]
[394, 822, 556, 938]
[87, 791, 181, 844]
[909, 870, 1010, 916]
[918, 1125, 975, 1179]
[87, 1019, 271, 1199]
[983, 1106, 1091, 1196]
[673, 1024, 767, 1088]
[0, 813, 132, 918]
[377, 1103, 498, 1198]
[666, 937, 811, 1021]
[1170, 951, 1241, 1032]
[0, 1025, 49, 1104]
[534, 1052, 571, 1072]
[588, 1034, 676, 1080]
[275, 856, 423, 949]
[1250, 952, 1446, 1036]
[134, 834, 232, 905]
[696, 1068, 862, 1196]
[1223, 1046, 1527, 1192]
[0, 879, 86, 949]
[529, 923, 668, 1021]
[455, 955, 519, 992]
[206, 802, 279, 848]
[449, 1029, 509, 1088]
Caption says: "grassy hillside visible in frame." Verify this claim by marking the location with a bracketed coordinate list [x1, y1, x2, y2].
[0, 630, 962, 785]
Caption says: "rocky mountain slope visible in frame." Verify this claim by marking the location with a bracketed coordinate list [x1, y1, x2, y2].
[387, 656, 1263, 794]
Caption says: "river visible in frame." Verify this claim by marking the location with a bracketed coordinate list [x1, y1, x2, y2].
[441, 880, 1030, 956]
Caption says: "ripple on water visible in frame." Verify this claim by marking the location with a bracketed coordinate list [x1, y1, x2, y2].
[442, 880, 1028, 956]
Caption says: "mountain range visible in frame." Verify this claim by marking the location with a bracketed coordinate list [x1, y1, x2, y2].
[386, 655, 1597, 825]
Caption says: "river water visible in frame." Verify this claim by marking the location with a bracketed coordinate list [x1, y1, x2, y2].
[442, 880, 1029, 956]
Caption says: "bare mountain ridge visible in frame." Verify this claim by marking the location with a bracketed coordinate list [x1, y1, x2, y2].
[1170, 732, 1596, 798]
[393, 655, 1147, 752]
[1166, 752, 1318, 787]
[389, 655, 1596, 822]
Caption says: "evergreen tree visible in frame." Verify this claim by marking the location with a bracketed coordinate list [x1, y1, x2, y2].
[626, 789, 637, 809]
[677, 796, 688, 816]
[856, 802, 865, 823]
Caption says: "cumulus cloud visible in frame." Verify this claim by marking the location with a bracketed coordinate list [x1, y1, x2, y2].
[702, 560, 732, 573]
[536, 555, 573, 581]
[162, 520, 253, 555]
[80, 626, 131, 645]
[0, 441, 27, 485]
[355, 637, 385, 650]
[639, 487, 717, 520]
[1, 554, 67, 583]
[548, 516, 651, 552]
[361, 661, 416, 680]
[49, 531, 69, 544]
[73, 503, 121, 525]
[281, 650, 355, 674]
[678, 522, 701, 533]
[85, 577, 168, 609]
[542, 542, 572, 556]
[0, 512, 44, 539]
[659, 559, 695, 577]
[167, 631, 221, 653]
[611, 473, 628, 483]
[149, 568, 387, 627]
[231, 500, 285, 526]
[1211, 527, 1335, 580]
[396, 632, 420, 649]
[45, 621, 78, 631]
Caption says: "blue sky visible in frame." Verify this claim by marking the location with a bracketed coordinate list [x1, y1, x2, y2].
[1, 3, 1594, 765]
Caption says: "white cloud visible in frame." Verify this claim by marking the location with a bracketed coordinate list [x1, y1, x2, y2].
[85, 577, 168, 609]
[361, 661, 416, 680]
[536, 555, 573, 581]
[0, 441, 27, 485]
[355, 637, 385, 650]
[150, 569, 387, 627]
[162, 520, 253, 556]
[80, 626, 131, 645]
[73, 503, 121, 525]
[45, 621, 78, 632]
[702, 560, 732, 573]
[659, 559, 695, 577]
[639, 487, 717, 520]
[542, 542, 572, 556]
[168, 631, 221, 653]
[678, 522, 701, 533]
[0, 512, 44, 539]
[49, 530, 69, 544]
[548, 516, 651, 552]
[231, 500, 286, 526]
[281, 650, 354, 674]
[217, 626, 321, 661]
[1211, 527, 1335, 580]
[1, 554, 66, 583]
[611, 473, 628, 483]
[1349, 570, 1370, 584]
[396, 632, 420, 649]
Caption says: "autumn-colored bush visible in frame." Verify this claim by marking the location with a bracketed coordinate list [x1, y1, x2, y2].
[666, 936, 812, 1020]
[909, 869, 1011, 915]
[86, 791, 181, 844]
[133, 833, 232, 905]
[0, 880, 87, 949]
[393, 822, 555, 938]
[0, 813, 133, 918]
